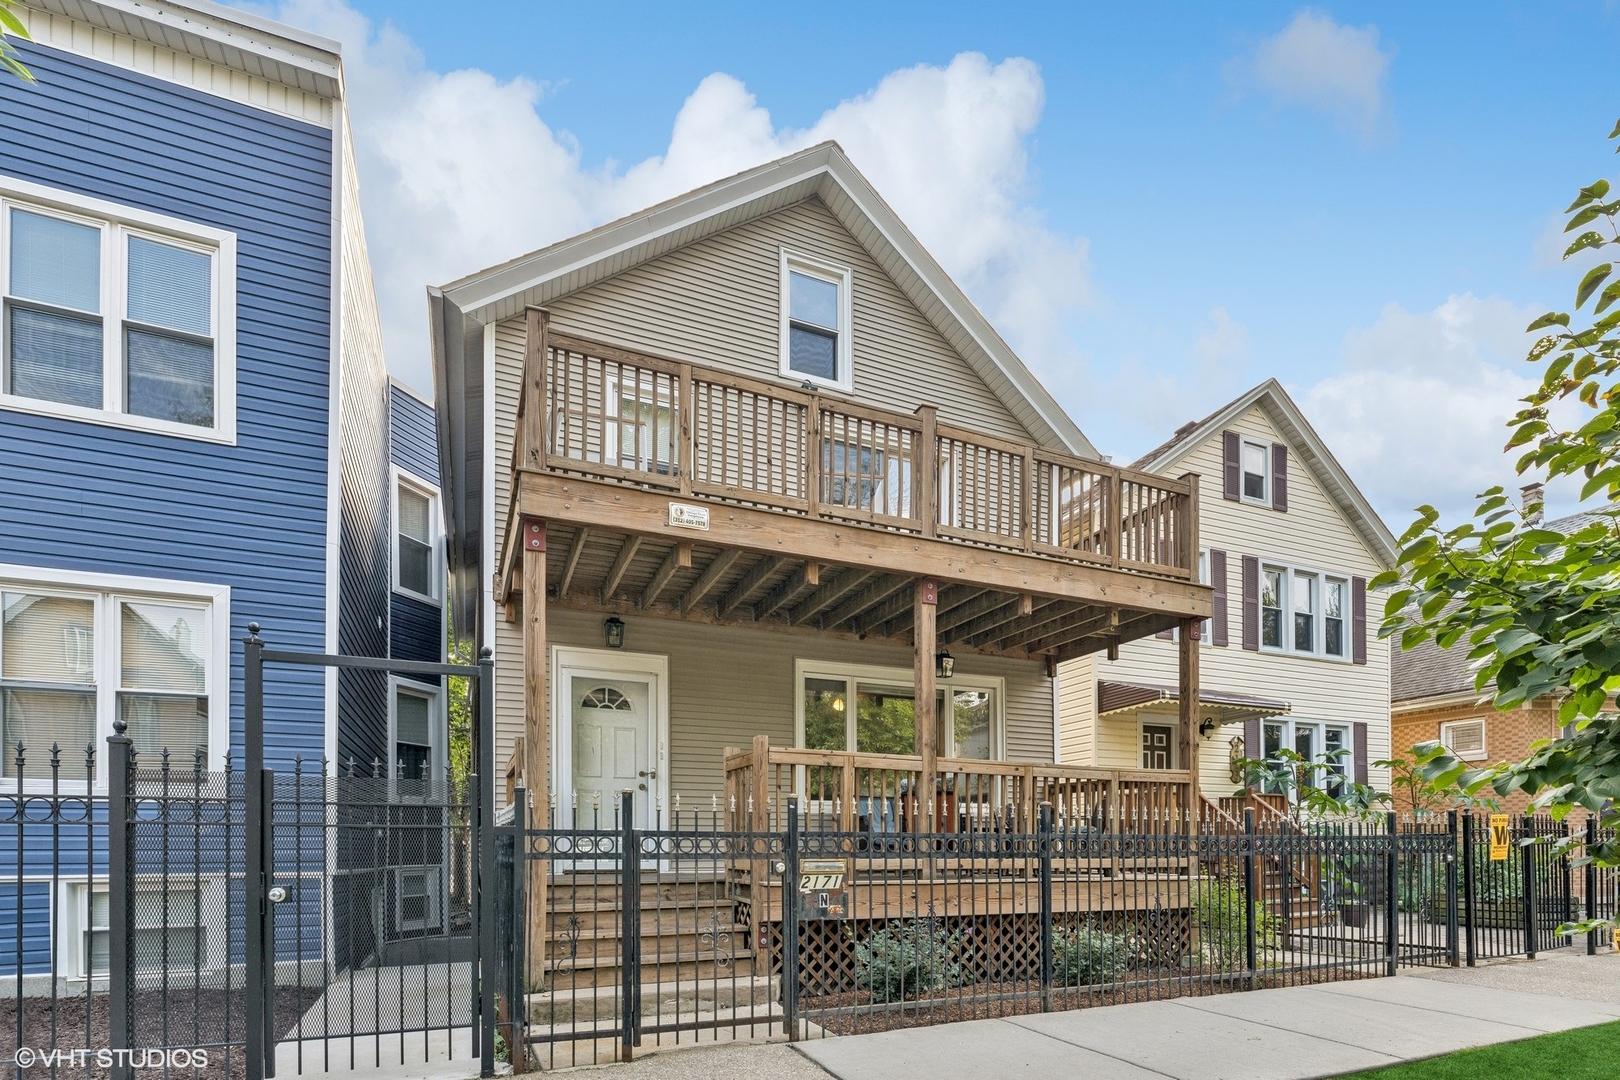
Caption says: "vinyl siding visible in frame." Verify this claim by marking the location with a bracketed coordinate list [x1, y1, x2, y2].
[491, 199, 1057, 772]
[542, 609, 1053, 803]
[0, 42, 334, 765]
[1058, 402, 1393, 796]
[389, 384, 440, 486]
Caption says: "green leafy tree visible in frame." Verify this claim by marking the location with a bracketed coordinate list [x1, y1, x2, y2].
[0, 1, 34, 83]
[1378, 117, 1620, 866]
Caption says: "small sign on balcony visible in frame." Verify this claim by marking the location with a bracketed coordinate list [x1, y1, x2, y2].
[668, 502, 710, 531]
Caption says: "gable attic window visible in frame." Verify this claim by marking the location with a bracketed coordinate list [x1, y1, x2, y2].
[779, 250, 852, 392]
[0, 179, 237, 442]
[1241, 440, 1268, 502]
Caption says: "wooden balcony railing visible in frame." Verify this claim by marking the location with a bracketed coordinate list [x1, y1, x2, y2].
[722, 737, 1195, 836]
[520, 330, 1196, 580]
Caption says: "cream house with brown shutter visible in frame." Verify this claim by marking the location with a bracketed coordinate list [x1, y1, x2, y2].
[1057, 380, 1398, 801]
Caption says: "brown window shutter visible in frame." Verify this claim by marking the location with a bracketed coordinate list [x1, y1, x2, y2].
[1210, 548, 1228, 646]
[1353, 722, 1369, 786]
[1222, 431, 1240, 501]
[1271, 443, 1288, 512]
[1241, 555, 1259, 651]
[1352, 576, 1368, 665]
[1243, 717, 1262, 765]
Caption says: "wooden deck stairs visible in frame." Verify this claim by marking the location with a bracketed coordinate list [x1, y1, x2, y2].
[1203, 794, 1331, 933]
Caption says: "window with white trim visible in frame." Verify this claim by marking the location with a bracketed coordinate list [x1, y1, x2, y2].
[79, 881, 209, 977]
[0, 570, 225, 786]
[1240, 439, 1269, 502]
[797, 662, 1002, 761]
[1261, 719, 1352, 799]
[779, 250, 852, 391]
[393, 473, 441, 603]
[0, 180, 236, 440]
[391, 680, 444, 796]
[1260, 564, 1352, 660]
[1440, 718, 1487, 761]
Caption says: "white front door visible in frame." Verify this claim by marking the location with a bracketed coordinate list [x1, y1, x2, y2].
[569, 675, 654, 830]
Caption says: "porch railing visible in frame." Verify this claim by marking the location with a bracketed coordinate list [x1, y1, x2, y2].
[722, 737, 1195, 836]
[524, 330, 1195, 579]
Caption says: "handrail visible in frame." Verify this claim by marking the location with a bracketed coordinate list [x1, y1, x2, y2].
[528, 331, 1197, 579]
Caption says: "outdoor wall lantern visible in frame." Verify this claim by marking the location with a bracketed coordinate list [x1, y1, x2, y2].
[1198, 716, 1219, 738]
[935, 650, 955, 679]
[603, 616, 626, 649]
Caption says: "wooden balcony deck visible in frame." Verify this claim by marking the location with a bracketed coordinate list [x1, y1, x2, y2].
[503, 323, 1205, 611]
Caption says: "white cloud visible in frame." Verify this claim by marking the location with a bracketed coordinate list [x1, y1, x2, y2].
[271, 1, 1092, 396]
[1241, 9, 1392, 138]
[1299, 294, 1544, 524]
[1103, 308, 1254, 447]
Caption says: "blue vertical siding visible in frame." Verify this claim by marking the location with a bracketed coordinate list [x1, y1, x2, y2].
[0, 42, 334, 768]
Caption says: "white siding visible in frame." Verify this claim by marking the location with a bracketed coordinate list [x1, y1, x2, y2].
[1058, 402, 1393, 796]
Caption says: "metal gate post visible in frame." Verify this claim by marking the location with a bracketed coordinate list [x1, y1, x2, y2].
[262, 770, 277, 1078]
[107, 728, 133, 1080]
[1461, 813, 1477, 966]
[1522, 815, 1538, 959]
[244, 625, 268, 1080]
[782, 797, 801, 1040]
[509, 784, 529, 1072]
[477, 648, 497, 1077]
[1242, 808, 1257, 989]
[1385, 812, 1398, 977]
[620, 790, 640, 1062]
[1446, 811, 1460, 967]
[1038, 803, 1054, 1011]
[1587, 818, 1600, 956]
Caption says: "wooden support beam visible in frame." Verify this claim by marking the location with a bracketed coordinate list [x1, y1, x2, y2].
[1021, 610, 1119, 653]
[820, 574, 911, 630]
[716, 555, 783, 618]
[1179, 615, 1201, 808]
[949, 597, 1061, 645]
[914, 579, 938, 832]
[678, 548, 741, 614]
[520, 515, 549, 980]
[557, 526, 590, 599]
[852, 586, 919, 637]
[937, 590, 1014, 637]
[969, 600, 1075, 648]
[640, 543, 691, 609]
[1017, 593, 1034, 617]
[791, 570, 874, 626]
[1049, 613, 1171, 665]
[756, 562, 819, 620]
[599, 535, 643, 604]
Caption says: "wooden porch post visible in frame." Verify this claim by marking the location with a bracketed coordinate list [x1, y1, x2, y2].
[521, 516, 549, 984]
[914, 578, 938, 831]
[1178, 615, 1201, 814]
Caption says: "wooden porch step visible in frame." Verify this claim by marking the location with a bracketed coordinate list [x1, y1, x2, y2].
[543, 953, 758, 989]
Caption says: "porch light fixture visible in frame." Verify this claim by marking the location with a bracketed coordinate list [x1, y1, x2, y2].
[935, 650, 955, 680]
[1199, 716, 1219, 738]
[603, 616, 625, 649]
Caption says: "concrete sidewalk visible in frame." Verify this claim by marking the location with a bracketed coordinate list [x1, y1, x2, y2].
[792, 973, 1620, 1080]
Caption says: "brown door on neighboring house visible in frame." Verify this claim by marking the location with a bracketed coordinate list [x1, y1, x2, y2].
[1141, 723, 1176, 769]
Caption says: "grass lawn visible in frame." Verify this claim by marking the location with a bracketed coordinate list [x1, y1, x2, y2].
[1337, 1021, 1620, 1078]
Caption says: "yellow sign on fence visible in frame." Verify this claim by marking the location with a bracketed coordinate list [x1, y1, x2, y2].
[1489, 814, 1511, 861]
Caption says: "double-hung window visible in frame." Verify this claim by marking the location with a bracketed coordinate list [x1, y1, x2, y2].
[0, 568, 226, 786]
[779, 250, 852, 392]
[0, 179, 236, 440]
[1260, 563, 1351, 660]
[1241, 440, 1269, 502]
[393, 471, 441, 604]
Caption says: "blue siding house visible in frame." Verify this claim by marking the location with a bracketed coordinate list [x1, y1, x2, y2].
[0, 0, 402, 986]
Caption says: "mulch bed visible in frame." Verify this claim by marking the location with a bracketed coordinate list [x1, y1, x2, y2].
[1, 987, 322, 1080]
[802, 966, 1377, 1036]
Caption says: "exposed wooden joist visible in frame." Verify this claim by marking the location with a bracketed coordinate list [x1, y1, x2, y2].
[972, 601, 1080, 649]
[1019, 610, 1118, 653]
[679, 548, 742, 614]
[936, 590, 1014, 637]
[639, 542, 692, 609]
[790, 570, 874, 627]
[855, 587, 923, 637]
[717, 555, 783, 618]
[1051, 613, 1171, 664]
[599, 535, 644, 604]
[519, 472, 1210, 617]
[873, 585, 973, 640]
[756, 562, 819, 620]
[821, 574, 912, 630]
[950, 597, 1062, 646]
[557, 526, 591, 599]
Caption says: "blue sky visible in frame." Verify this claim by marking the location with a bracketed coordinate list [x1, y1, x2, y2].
[266, 1, 1620, 526]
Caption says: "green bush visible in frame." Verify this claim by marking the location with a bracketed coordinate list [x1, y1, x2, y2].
[1196, 875, 1281, 970]
[854, 919, 966, 1002]
[1052, 923, 1131, 985]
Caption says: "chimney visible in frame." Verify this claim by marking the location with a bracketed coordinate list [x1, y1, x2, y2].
[1520, 482, 1545, 526]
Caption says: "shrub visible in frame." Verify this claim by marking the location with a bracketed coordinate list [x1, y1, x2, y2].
[853, 919, 966, 1002]
[1052, 923, 1131, 985]
[1196, 875, 1281, 970]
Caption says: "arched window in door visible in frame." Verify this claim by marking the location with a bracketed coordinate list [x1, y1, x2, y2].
[580, 686, 632, 711]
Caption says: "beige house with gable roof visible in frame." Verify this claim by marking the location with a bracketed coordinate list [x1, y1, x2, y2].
[1058, 380, 1398, 804]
